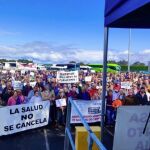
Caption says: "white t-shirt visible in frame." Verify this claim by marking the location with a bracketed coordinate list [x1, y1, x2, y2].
[112, 91, 120, 101]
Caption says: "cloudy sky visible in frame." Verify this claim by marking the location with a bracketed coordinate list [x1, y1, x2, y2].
[0, 0, 149, 64]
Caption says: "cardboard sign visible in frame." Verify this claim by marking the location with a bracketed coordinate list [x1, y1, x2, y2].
[30, 82, 36, 88]
[85, 76, 92, 82]
[113, 106, 150, 150]
[12, 81, 23, 90]
[71, 100, 102, 123]
[0, 101, 50, 136]
[57, 71, 79, 83]
[56, 98, 66, 107]
[30, 72, 34, 76]
[121, 82, 132, 89]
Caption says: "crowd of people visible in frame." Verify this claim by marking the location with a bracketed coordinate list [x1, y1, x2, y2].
[0, 70, 149, 127]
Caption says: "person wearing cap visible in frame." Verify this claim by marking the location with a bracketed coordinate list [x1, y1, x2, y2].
[135, 87, 148, 105]
[112, 86, 120, 101]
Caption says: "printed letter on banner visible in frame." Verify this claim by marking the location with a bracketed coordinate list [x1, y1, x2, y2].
[0, 101, 50, 136]
[113, 106, 150, 150]
[71, 100, 102, 123]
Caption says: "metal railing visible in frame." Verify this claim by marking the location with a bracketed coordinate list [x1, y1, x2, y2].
[64, 97, 107, 150]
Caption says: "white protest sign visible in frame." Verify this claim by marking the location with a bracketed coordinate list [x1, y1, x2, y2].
[24, 82, 36, 88]
[113, 106, 150, 150]
[121, 82, 132, 89]
[21, 70, 26, 75]
[0, 101, 50, 136]
[30, 72, 34, 76]
[10, 70, 15, 74]
[85, 76, 92, 82]
[57, 71, 79, 83]
[30, 82, 36, 88]
[71, 100, 102, 123]
[12, 81, 23, 90]
[56, 98, 66, 107]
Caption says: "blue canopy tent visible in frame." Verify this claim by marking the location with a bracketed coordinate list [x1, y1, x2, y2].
[101, 0, 150, 142]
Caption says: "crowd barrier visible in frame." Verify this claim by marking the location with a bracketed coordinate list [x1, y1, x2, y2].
[64, 97, 107, 150]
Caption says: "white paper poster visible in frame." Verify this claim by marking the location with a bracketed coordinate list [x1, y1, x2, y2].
[0, 101, 50, 136]
[56, 98, 66, 107]
[121, 82, 132, 89]
[71, 100, 102, 123]
[12, 81, 23, 90]
[57, 71, 79, 83]
[113, 106, 150, 150]
[85, 76, 92, 82]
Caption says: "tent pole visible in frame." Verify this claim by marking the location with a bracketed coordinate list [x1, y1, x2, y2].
[101, 27, 109, 143]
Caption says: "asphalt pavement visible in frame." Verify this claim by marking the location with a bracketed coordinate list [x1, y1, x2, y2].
[0, 126, 113, 150]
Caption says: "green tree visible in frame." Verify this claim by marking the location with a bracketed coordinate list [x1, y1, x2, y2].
[117, 60, 128, 65]
[132, 61, 145, 66]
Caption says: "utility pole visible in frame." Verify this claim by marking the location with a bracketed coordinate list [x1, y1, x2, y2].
[128, 29, 131, 72]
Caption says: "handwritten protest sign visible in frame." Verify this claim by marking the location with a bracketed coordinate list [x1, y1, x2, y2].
[21, 70, 26, 75]
[0, 101, 50, 136]
[12, 81, 23, 90]
[56, 99, 66, 107]
[121, 82, 132, 89]
[71, 100, 102, 123]
[57, 71, 79, 83]
[85, 76, 92, 82]
[30, 72, 34, 76]
[113, 106, 150, 150]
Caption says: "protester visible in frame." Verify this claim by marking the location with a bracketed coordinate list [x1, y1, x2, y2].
[16, 90, 25, 105]
[135, 87, 148, 105]
[29, 90, 42, 103]
[0, 68, 149, 129]
[55, 89, 67, 127]
[22, 81, 32, 96]
[106, 89, 114, 125]
[123, 89, 137, 105]
[7, 90, 18, 106]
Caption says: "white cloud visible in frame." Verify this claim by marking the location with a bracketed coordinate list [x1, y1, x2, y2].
[0, 41, 149, 64]
[0, 29, 20, 36]
[143, 49, 150, 54]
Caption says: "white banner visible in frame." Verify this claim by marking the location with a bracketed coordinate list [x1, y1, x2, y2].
[57, 71, 79, 83]
[121, 82, 132, 89]
[12, 81, 23, 90]
[0, 101, 50, 136]
[71, 100, 102, 123]
[113, 106, 150, 150]
[56, 98, 66, 107]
